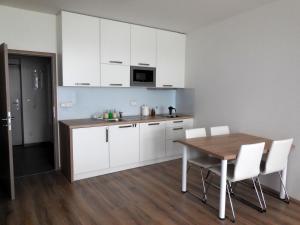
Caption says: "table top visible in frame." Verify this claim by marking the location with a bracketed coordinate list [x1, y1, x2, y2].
[176, 133, 274, 160]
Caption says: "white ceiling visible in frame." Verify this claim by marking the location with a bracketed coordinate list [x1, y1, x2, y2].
[0, 0, 276, 33]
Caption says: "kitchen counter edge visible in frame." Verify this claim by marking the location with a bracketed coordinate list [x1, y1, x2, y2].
[59, 114, 194, 129]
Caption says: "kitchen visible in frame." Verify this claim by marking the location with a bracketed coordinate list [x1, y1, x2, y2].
[0, 1, 300, 225]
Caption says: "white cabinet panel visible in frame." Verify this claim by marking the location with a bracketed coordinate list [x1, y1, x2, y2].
[61, 11, 100, 86]
[156, 30, 186, 88]
[140, 122, 166, 161]
[72, 126, 109, 175]
[100, 19, 130, 65]
[131, 25, 156, 67]
[166, 119, 193, 157]
[166, 140, 183, 157]
[109, 124, 139, 167]
[101, 64, 130, 87]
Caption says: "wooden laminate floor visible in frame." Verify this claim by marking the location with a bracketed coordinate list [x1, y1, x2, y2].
[0, 160, 299, 225]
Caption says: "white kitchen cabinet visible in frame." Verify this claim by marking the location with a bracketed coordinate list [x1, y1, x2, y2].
[101, 64, 130, 87]
[100, 19, 130, 65]
[156, 30, 186, 88]
[61, 11, 100, 86]
[72, 126, 109, 175]
[109, 123, 140, 167]
[166, 119, 193, 156]
[131, 25, 156, 67]
[140, 121, 166, 161]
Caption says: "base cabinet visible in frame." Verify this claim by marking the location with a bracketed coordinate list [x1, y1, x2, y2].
[140, 122, 166, 161]
[166, 119, 194, 157]
[60, 118, 193, 182]
[109, 123, 139, 167]
[72, 126, 109, 175]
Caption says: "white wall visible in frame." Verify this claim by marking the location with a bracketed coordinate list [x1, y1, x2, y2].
[0, 5, 56, 52]
[185, 0, 300, 199]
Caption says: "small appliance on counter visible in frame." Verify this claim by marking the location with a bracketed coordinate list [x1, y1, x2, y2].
[168, 106, 177, 118]
[141, 105, 150, 116]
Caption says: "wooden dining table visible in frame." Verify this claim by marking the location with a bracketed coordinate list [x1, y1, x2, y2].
[175, 133, 287, 220]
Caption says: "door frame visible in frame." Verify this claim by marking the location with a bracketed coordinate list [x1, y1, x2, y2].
[8, 49, 59, 170]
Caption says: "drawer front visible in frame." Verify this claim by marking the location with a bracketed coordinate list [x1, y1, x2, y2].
[166, 126, 185, 140]
[166, 140, 183, 157]
[166, 118, 194, 140]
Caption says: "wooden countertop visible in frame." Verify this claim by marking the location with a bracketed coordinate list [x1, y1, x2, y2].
[60, 114, 193, 129]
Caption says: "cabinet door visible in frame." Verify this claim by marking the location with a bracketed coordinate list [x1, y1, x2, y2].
[61, 11, 100, 86]
[140, 122, 166, 161]
[109, 124, 139, 167]
[131, 25, 156, 67]
[156, 30, 186, 88]
[72, 126, 109, 175]
[101, 64, 130, 87]
[100, 19, 130, 65]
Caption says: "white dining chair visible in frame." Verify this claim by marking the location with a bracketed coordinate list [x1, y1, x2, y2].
[208, 142, 266, 222]
[186, 128, 220, 201]
[210, 126, 230, 136]
[259, 138, 293, 209]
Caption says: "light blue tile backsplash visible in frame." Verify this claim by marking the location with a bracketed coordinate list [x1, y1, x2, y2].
[57, 87, 176, 120]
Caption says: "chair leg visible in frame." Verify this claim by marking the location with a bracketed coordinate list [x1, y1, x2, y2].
[200, 168, 208, 202]
[278, 172, 290, 203]
[252, 178, 264, 212]
[226, 181, 236, 223]
[256, 177, 267, 211]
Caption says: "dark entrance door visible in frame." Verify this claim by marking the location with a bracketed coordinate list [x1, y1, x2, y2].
[0, 43, 15, 200]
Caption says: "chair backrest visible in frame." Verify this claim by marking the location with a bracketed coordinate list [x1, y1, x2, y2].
[185, 128, 206, 139]
[210, 126, 230, 136]
[233, 142, 265, 182]
[264, 139, 293, 174]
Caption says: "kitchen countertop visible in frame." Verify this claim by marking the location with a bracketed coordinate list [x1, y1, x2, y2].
[60, 114, 193, 129]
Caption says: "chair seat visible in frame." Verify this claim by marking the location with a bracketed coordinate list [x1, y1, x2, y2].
[209, 164, 236, 182]
[188, 156, 220, 169]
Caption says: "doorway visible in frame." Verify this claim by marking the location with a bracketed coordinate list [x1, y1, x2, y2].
[8, 55, 55, 177]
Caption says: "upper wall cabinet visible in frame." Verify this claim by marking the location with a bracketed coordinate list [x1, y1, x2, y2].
[156, 30, 186, 88]
[100, 19, 131, 65]
[131, 25, 156, 67]
[60, 11, 101, 87]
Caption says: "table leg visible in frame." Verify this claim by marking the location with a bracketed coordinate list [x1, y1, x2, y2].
[219, 159, 227, 220]
[182, 145, 188, 193]
[280, 165, 288, 199]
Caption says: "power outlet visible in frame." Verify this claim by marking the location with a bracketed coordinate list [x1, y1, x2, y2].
[130, 100, 137, 107]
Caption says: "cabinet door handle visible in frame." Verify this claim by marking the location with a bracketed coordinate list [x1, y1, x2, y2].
[173, 120, 183, 124]
[148, 123, 160, 126]
[75, 83, 91, 86]
[109, 60, 123, 64]
[138, 63, 150, 66]
[173, 127, 183, 131]
[163, 84, 173, 87]
[119, 125, 132, 128]
[109, 83, 123, 86]
[106, 128, 109, 142]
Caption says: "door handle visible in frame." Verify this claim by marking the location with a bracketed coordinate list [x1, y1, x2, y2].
[105, 128, 109, 142]
[109, 84, 123, 86]
[1, 117, 14, 121]
[75, 83, 91, 86]
[119, 125, 132, 128]
[109, 60, 123, 64]
[138, 63, 150, 66]
[173, 127, 183, 131]
[163, 85, 173, 87]
[148, 123, 160, 126]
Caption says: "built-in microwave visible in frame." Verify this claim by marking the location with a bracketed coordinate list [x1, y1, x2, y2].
[130, 66, 156, 87]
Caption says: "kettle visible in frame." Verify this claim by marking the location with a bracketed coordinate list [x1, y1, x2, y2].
[141, 105, 150, 116]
